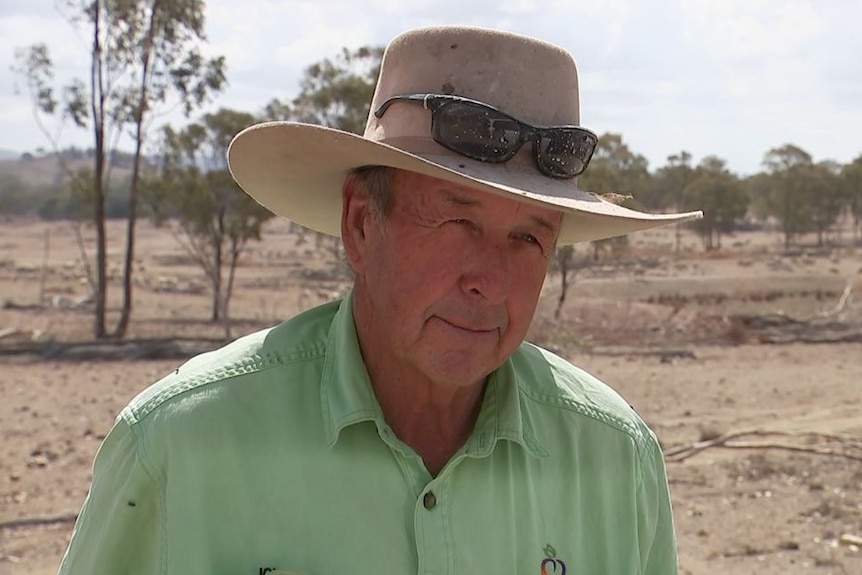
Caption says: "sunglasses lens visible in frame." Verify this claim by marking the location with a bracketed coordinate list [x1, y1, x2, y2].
[536, 130, 596, 178]
[433, 102, 522, 162]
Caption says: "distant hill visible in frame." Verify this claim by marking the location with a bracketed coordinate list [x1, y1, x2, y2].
[0, 148, 142, 189]
[0, 149, 150, 218]
[0, 152, 90, 189]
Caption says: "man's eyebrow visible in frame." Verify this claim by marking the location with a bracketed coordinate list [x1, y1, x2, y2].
[530, 215, 558, 234]
[442, 190, 558, 233]
[442, 191, 479, 207]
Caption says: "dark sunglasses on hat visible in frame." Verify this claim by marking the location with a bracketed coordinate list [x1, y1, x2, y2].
[374, 93, 598, 179]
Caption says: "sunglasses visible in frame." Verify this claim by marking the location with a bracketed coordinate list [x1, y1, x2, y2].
[374, 93, 597, 179]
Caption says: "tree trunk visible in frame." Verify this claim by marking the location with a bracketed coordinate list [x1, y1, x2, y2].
[113, 3, 159, 339]
[554, 245, 574, 320]
[90, 2, 108, 339]
[782, 189, 792, 251]
[555, 267, 569, 320]
[211, 241, 222, 322]
[221, 237, 244, 341]
[210, 210, 225, 322]
[113, 144, 139, 338]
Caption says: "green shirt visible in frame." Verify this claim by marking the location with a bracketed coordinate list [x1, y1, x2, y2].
[59, 294, 677, 575]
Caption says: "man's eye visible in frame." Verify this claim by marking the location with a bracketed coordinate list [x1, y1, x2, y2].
[517, 233, 539, 245]
[449, 218, 475, 228]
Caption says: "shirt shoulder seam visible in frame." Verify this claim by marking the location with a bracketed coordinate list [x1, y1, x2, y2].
[519, 386, 647, 449]
[513, 341, 649, 449]
[127, 344, 326, 425]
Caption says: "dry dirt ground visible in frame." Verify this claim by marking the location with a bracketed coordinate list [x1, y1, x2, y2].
[1, 218, 861, 575]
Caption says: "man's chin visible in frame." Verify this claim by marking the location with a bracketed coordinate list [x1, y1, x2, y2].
[422, 353, 503, 390]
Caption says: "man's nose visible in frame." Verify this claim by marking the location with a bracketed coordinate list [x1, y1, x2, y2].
[458, 240, 511, 304]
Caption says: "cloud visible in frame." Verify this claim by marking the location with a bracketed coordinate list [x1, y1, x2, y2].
[669, 0, 862, 165]
[1, 0, 860, 172]
[0, 0, 58, 18]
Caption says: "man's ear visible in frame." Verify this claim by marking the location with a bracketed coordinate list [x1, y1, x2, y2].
[341, 174, 371, 273]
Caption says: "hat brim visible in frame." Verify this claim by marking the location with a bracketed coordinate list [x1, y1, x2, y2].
[227, 122, 702, 245]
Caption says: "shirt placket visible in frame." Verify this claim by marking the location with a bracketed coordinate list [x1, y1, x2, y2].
[378, 424, 471, 575]
[413, 469, 453, 575]
[412, 435, 494, 575]
[368, 380, 505, 575]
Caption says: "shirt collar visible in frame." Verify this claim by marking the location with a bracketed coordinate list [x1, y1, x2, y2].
[319, 292, 547, 458]
[465, 358, 548, 458]
[320, 292, 384, 446]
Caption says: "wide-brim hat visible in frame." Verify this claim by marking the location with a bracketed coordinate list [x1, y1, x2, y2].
[228, 26, 702, 244]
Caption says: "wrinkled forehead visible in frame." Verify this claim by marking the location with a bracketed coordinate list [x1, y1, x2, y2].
[391, 168, 563, 231]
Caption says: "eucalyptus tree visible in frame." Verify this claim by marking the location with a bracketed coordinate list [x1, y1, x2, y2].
[262, 45, 384, 259]
[546, 134, 647, 316]
[643, 151, 695, 211]
[577, 132, 651, 258]
[681, 156, 748, 250]
[761, 145, 844, 248]
[806, 161, 844, 246]
[147, 109, 274, 338]
[650, 151, 698, 251]
[842, 155, 862, 243]
[580, 133, 651, 197]
[264, 45, 385, 134]
[13, 0, 226, 338]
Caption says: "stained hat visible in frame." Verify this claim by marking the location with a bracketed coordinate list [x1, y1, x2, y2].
[228, 26, 701, 244]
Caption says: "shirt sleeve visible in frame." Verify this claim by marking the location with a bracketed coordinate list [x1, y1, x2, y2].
[57, 415, 164, 574]
[638, 438, 679, 575]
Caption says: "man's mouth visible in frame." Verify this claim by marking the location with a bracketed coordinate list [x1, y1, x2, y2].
[435, 316, 499, 335]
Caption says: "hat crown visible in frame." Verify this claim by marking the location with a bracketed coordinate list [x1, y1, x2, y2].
[226, 26, 702, 246]
[365, 26, 581, 141]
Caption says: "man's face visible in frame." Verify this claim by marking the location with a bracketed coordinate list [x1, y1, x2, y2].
[348, 169, 560, 390]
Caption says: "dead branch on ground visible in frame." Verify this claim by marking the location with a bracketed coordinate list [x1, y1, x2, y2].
[587, 347, 697, 361]
[726, 276, 860, 344]
[0, 512, 78, 530]
[0, 337, 223, 360]
[820, 278, 855, 318]
[731, 312, 862, 344]
[666, 429, 862, 463]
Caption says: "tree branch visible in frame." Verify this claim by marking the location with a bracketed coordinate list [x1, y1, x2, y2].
[665, 429, 862, 463]
[0, 512, 78, 530]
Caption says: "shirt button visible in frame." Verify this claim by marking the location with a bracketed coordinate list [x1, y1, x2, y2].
[423, 491, 437, 510]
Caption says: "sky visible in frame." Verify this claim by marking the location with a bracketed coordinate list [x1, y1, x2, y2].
[0, 0, 860, 176]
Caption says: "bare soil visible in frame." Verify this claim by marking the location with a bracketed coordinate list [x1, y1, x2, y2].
[1, 218, 861, 575]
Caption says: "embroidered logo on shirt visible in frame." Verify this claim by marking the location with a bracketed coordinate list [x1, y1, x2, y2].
[540, 543, 567, 575]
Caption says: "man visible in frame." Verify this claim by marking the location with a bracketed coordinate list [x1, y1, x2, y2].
[58, 26, 701, 574]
